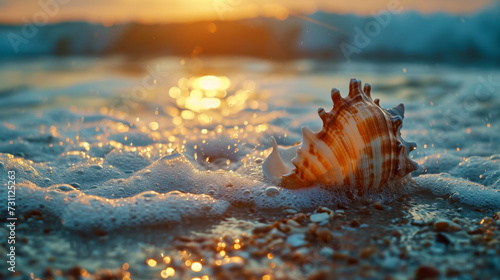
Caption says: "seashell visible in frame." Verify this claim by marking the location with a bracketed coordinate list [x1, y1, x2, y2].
[263, 78, 418, 190]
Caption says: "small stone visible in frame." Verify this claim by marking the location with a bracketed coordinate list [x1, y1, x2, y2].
[286, 234, 307, 248]
[391, 230, 402, 238]
[470, 235, 484, 245]
[358, 206, 371, 215]
[286, 219, 301, 228]
[449, 223, 462, 232]
[360, 246, 376, 259]
[435, 233, 452, 245]
[347, 257, 359, 265]
[373, 201, 384, 210]
[433, 219, 452, 232]
[415, 265, 440, 280]
[316, 228, 333, 244]
[269, 228, 287, 238]
[334, 209, 345, 218]
[307, 270, 329, 280]
[318, 206, 335, 217]
[291, 250, 309, 265]
[310, 213, 330, 223]
[319, 247, 334, 259]
[350, 219, 360, 227]
[253, 225, 273, 235]
[333, 250, 350, 261]
[446, 268, 461, 277]
[411, 219, 425, 226]
[494, 211, 500, 220]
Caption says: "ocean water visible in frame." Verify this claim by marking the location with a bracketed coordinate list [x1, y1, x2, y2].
[0, 56, 499, 279]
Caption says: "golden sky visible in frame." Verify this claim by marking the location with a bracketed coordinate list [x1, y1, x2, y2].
[0, 0, 494, 24]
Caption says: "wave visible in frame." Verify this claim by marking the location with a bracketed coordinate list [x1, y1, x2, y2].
[0, 4, 499, 64]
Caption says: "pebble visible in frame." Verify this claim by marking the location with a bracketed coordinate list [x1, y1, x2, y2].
[332, 250, 350, 261]
[310, 213, 330, 223]
[411, 219, 425, 226]
[391, 230, 402, 238]
[435, 233, 452, 245]
[285, 219, 301, 228]
[372, 201, 384, 210]
[360, 246, 376, 259]
[350, 219, 360, 227]
[433, 219, 453, 232]
[415, 265, 440, 280]
[446, 267, 461, 277]
[286, 234, 307, 248]
[319, 247, 334, 259]
[494, 211, 500, 220]
[315, 228, 333, 244]
[269, 228, 287, 238]
[358, 206, 371, 215]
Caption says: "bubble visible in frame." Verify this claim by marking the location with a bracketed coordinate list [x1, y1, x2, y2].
[50, 184, 78, 193]
[265, 186, 280, 197]
[89, 164, 103, 170]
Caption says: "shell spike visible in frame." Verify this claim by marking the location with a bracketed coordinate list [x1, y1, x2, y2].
[374, 98, 380, 106]
[318, 107, 328, 123]
[407, 141, 417, 151]
[363, 83, 372, 98]
[262, 137, 293, 180]
[301, 126, 315, 142]
[388, 103, 405, 119]
[405, 158, 419, 173]
[330, 88, 343, 107]
[391, 115, 403, 134]
[348, 78, 362, 98]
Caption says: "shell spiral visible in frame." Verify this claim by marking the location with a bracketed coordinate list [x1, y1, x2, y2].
[263, 78, 419, 190]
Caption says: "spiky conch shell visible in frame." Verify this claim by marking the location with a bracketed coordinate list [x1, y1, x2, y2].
[263, 78, 419, 191]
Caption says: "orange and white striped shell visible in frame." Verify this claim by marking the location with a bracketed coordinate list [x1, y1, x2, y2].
[263, 78, 419, 190]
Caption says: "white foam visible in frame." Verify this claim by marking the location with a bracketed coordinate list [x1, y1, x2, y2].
[0, 181, 229, 232]
[414, 173, 500, 209]
[0, 150, 415, 232]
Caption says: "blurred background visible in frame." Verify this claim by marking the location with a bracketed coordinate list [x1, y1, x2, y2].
[0, 0, 499, 62]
